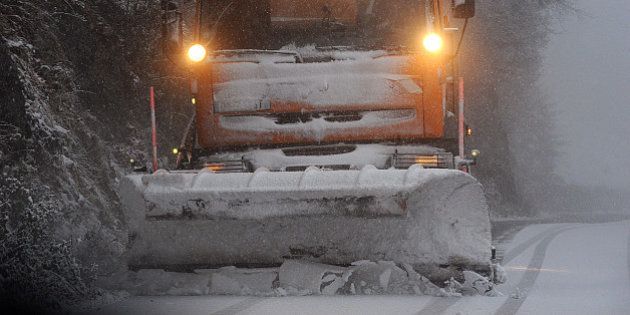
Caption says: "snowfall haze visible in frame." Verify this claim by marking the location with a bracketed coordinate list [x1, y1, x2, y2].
[544, 0, 630, 188]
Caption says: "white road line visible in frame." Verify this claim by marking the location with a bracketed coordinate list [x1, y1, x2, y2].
[494, 226, 578, 315]
[210, 297, 264, 315]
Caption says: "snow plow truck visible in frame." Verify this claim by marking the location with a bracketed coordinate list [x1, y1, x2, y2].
[120, 0, 491, 280]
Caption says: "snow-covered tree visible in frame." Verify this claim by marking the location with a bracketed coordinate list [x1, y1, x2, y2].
[462, 0, 567, 215]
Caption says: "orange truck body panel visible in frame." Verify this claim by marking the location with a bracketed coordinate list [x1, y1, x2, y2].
[195, 54, 445, 151]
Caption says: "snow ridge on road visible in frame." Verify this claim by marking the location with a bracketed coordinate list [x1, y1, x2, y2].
[495, 225, 578, 315]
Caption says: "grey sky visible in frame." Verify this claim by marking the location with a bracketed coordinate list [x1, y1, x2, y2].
[543, 0, 630, 187]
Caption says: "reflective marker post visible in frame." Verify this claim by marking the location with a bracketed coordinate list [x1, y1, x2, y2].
[150, 86, 159, 172]
[458, 77, 467, 173]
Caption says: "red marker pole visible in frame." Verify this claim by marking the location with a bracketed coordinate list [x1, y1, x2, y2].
[458, 77, 467, 172]
[150, 86, 159, 172]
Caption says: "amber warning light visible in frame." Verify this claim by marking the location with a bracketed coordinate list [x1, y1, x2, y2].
[206, 163, 224, 172]
[187, 44, 207, 63]
[422, 33, 443, 53]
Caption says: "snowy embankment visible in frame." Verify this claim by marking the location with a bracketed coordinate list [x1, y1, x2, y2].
[97, 260, 501, 299]
[1, 2, 186, 311]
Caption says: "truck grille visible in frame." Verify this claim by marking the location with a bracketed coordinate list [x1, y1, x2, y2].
[282, 145, 357, 156]
[285, 165, 352, 172]
[273, 112, 362, 125]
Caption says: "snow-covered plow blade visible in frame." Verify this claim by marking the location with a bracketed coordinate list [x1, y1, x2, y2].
[120, 166, 491, 276]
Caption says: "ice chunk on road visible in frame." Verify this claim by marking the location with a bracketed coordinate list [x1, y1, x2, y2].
[279, 260, 349, 295]
[345, 261, 408, 295]
[491, 263, 508, 284]
[278, 260, 454, 296]
[399, 263, 449, 297]
[461, 271, 502, 297]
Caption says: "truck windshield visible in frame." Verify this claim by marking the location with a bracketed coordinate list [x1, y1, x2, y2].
[201, 0, 426, 51]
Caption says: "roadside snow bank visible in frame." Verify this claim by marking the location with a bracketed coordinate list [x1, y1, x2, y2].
[98, 260, 501, 297]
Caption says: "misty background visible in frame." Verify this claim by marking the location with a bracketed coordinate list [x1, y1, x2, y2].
[543, 0, 630, 189]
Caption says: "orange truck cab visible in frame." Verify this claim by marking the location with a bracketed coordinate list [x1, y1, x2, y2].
[161, 0, 476, 172]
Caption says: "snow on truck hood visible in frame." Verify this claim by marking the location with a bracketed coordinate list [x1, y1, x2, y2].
[211, 54, 422, 113]
[218, 109, 417, 136]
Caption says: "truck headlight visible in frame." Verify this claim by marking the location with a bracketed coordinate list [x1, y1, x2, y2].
[422, 33, 443, 53]
[187, 44, 207, 63]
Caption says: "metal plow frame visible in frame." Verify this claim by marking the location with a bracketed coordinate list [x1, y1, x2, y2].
[120, 165, 491, 277]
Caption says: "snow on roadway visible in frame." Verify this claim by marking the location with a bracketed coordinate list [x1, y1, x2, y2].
[88, 221, 630, 315]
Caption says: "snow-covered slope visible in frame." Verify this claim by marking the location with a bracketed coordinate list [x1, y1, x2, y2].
[0, 1, 175, 311]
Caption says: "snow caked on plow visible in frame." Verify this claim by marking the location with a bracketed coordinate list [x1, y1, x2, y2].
[120, 165, 491, 282]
